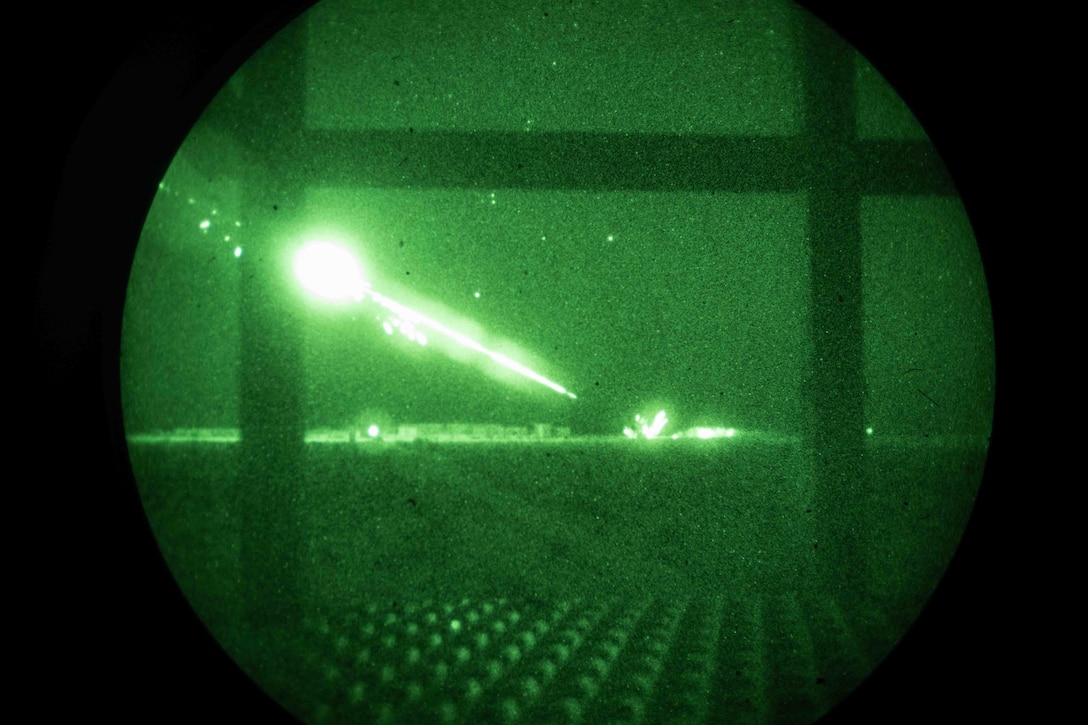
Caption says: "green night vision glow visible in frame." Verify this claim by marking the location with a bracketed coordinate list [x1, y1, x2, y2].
[118, 2, 995, 724]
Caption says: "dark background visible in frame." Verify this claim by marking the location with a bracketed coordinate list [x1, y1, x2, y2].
[27, 1, 1029, 722]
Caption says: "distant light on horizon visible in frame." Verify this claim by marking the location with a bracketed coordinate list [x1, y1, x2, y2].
[634, 411, 668, 439]
[693, 426, 737, 439]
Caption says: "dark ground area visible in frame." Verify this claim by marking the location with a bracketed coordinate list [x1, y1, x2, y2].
[128, 439, 986, 723]
[136, 441, 816, 611]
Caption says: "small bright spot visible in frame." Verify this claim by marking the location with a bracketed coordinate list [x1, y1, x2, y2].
[188, 198, 196, 204]
[224, 235, 231, 242]
[234, 246, 242, 258]
[607, 235, 614, 242]
[199, 220, 210, 230]
[235, 221, 242, 227]
[474, 291, 481, 298]
[451, 620, 462, 632]
[368, 425, 380, 438]
[725, 428, 735, 437]
[383, 321, 394, 335]
[866, 427, 874, 435]
[211, 208, 218, 215]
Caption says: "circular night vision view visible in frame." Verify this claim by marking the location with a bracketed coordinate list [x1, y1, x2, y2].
[120, 1, 994, 723]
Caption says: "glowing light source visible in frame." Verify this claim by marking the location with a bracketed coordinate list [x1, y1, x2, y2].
[691, 426, 736, 439]
[368, 424, 380, 438]
[632, 411, 668, 439]
[234, 246, 242, 258]
[293, 241, 369, 302]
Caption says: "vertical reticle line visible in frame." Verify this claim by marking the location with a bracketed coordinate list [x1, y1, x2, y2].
[797, 10, 868, 600]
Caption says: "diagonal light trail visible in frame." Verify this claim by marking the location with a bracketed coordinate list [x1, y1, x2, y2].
[293, 240, 576, 399]
[368, 290, 577, 399]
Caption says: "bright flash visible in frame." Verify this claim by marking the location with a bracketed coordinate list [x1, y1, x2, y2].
[631, 411, 668, 439]
[293, 241, 369, 302]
